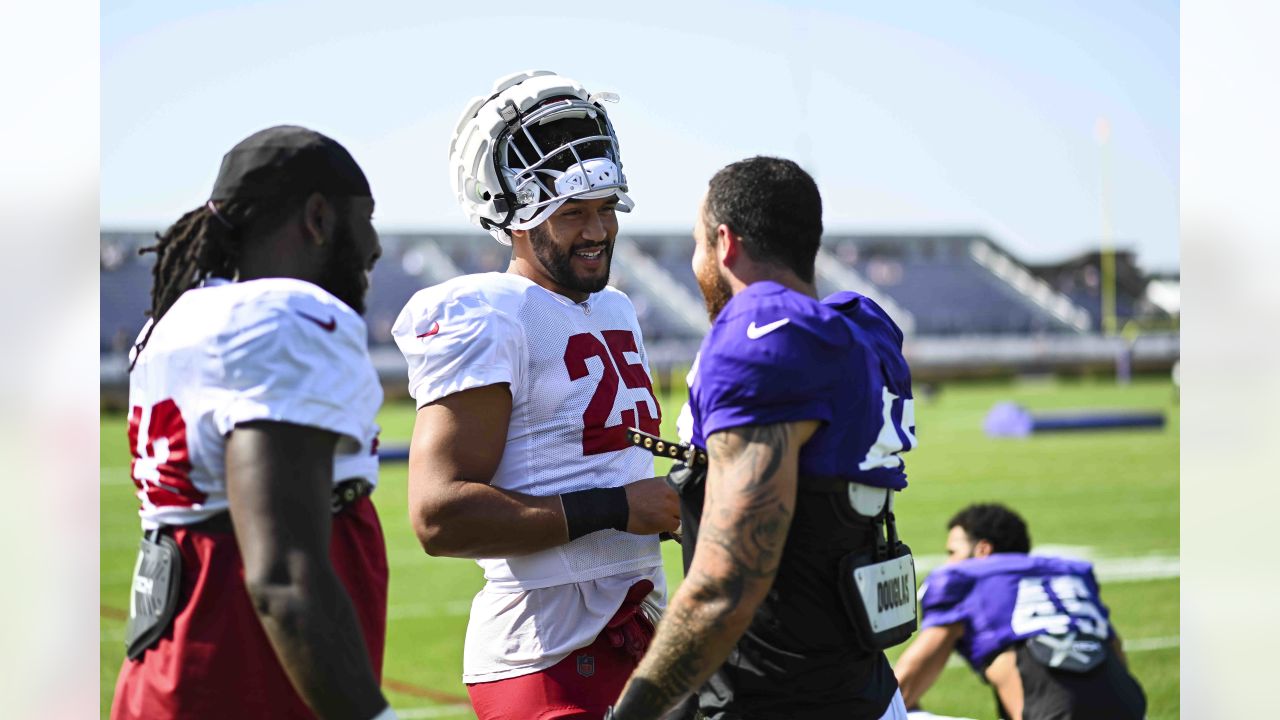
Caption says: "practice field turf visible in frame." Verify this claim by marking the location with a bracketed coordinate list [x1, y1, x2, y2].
[100, 375, 1179, 718]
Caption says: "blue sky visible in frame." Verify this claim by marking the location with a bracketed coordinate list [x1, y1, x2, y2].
[101, 0, 1178, 271]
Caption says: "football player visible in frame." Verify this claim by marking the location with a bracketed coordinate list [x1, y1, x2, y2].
[609, 157, 917, 719]
[110, 126, 395, 720]
[894, 503, 1147, 719]
[391, 71, 680, 719]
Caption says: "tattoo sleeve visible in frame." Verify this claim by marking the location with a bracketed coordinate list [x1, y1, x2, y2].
[611, 420, 813, 720]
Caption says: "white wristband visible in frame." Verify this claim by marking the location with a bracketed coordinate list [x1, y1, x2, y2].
[369, 705, 398, 720]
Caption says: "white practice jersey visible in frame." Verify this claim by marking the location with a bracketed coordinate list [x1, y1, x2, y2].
[127, 278, 383, 529]
[392, 272, 666, 681]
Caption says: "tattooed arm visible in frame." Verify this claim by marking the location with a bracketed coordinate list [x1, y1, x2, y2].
[610, 419, 820, 720]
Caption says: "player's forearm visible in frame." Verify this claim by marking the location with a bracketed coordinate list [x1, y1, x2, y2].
[894, 642, 945, 708]
[983, 649, 1024, 719]
[611, 422, 805, 718]
[612, 567, 764, 720]
[412, 479, 569, 558]
[247, 564, 387, 720]
[894, 624, 963, 709]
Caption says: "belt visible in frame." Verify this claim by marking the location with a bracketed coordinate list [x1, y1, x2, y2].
[629, 428, 894, 503]
[169, 478, 374, 535]
[626, 428, 708, 467]
[329, 478, 374, 514]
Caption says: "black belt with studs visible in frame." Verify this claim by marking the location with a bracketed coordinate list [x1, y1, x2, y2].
[330, 478, 374, 514]
[626, 428, 708, 468]
[171, 478, 373, 536]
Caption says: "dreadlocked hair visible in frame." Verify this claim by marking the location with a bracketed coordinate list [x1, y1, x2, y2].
[129, 198, 297, 370]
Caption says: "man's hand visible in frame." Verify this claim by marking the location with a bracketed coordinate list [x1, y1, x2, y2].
[410, 385, 673, 558]
[623, 477, 680, 535]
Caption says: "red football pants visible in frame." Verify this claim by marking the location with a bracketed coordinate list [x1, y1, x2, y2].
[466, 580, 657, 720]
[110, 496, 389, 720]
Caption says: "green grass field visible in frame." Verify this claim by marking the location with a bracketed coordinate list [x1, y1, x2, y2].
[100, 375, 1179, 718]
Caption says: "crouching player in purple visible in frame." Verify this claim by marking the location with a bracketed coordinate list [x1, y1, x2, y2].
[894, 504, 1146, 720]
[608, 157, 918, 720]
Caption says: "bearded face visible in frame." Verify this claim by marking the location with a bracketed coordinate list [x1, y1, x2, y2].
[527, 208, 616, 296]
[692, 208, 734, 323]
[695, 241, 733, 324]
[318, 213, 371, 315]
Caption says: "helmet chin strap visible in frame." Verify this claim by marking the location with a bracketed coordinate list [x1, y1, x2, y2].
[506, 157, 633, 232]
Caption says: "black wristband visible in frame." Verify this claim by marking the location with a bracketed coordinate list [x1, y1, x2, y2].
[561, 486, 629, 540]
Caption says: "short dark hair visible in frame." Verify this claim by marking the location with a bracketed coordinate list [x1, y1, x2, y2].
[948, 503, 1031, 554]
[131, 193, 348, 369]
[704, 156, 822, 283]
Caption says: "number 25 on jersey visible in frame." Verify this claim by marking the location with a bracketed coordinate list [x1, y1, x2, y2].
[563, 330, 661, 455]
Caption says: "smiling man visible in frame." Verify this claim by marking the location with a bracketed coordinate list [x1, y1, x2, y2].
[391, 71, 680, 719]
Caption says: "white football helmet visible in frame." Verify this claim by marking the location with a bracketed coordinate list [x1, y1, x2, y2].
[449, 70, 634, 244]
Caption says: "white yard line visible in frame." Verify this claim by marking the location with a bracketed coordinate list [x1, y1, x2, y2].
[1123, 635, 1180, 652]
[914, 549, 1179, 584]
[1089, 555, 1180, 583]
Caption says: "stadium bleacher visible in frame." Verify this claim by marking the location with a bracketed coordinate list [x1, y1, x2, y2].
[630, 234, 703, 299]
[361, 235, 443, 346]
[824, 235, 1092, 335]
[100, 233, 155, 354]
[100, 229, 1178, 398]
[1028, 249, 1174, 332]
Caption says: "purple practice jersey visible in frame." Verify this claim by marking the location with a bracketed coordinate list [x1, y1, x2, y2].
[920, 554, 1115, 672]
[683, 281, 915, 489]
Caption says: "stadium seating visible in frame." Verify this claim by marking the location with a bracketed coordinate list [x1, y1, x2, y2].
[100, 229, 1177, 393]
[362, 235, 445, 345]
[1028, 249, 1174, 332]
[629, 234, 703, 299]
[825, 235, 1090, 335]
[100, 233, 155, 354]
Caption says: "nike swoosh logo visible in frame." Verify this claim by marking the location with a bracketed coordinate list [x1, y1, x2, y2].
[746, 318, 790, 339]
[296, 310, 337, 332]
[416, 321, 440, 338]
